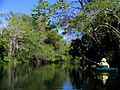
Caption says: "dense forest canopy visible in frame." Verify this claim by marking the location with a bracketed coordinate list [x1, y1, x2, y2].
[32, 0, 120, 64]
[0, 12, 70, 63]
[0, 0, 119, 67]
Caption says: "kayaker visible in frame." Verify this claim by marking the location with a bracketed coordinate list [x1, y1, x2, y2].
[97, 58, 110, 68]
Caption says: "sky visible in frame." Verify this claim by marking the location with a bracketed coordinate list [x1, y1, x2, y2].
[0, 0, 58, 14]
[0, 0, 38, 15]
[0, 0, 38, 27]
[0, 0, 57, 25]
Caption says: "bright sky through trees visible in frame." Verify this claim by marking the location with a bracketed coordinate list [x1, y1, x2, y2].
[0, 0, 67, 36]
[0, 0, 58, 25]
[0, 0, 79, 39]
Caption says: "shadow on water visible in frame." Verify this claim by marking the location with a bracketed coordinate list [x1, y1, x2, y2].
[0, 63, 119, 90]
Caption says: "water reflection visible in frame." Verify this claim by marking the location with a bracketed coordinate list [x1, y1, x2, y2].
[70, 67, 119, 90]
[0, 63, 119, 90]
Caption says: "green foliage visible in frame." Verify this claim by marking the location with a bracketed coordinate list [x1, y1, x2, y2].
[0, 0, 119, 65]
[0, 12, 69, 63]
[32, 0, 120, 37]
[0, 32, 9, 61]
[61, 0, 120, 64]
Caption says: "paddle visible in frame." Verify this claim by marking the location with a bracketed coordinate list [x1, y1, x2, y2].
[87, 59, 98, 65]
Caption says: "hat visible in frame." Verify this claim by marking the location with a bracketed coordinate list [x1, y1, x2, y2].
[101, 58, 106, 62]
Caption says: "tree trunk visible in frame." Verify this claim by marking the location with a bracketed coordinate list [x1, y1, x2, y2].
[8, 35, 12, 61]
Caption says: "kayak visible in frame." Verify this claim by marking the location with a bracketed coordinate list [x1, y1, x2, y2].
[90, 66, 118, 72]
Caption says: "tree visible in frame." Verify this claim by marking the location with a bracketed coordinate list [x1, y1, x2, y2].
[0, 11, 67, 62]
[32, 0, 120, 36]
[4, 12, 34, 61]
[32, 0, 120, 63]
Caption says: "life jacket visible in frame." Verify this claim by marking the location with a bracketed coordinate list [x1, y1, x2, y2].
[99, 61, 110, 68]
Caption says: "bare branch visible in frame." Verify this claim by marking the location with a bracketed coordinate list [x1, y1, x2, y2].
[78, 0, 83, 8]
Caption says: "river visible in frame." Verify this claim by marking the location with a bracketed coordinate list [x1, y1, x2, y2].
[0, 63, 119, 90]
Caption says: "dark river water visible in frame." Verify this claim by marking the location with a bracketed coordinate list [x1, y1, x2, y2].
[0, 63, 119, 90]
